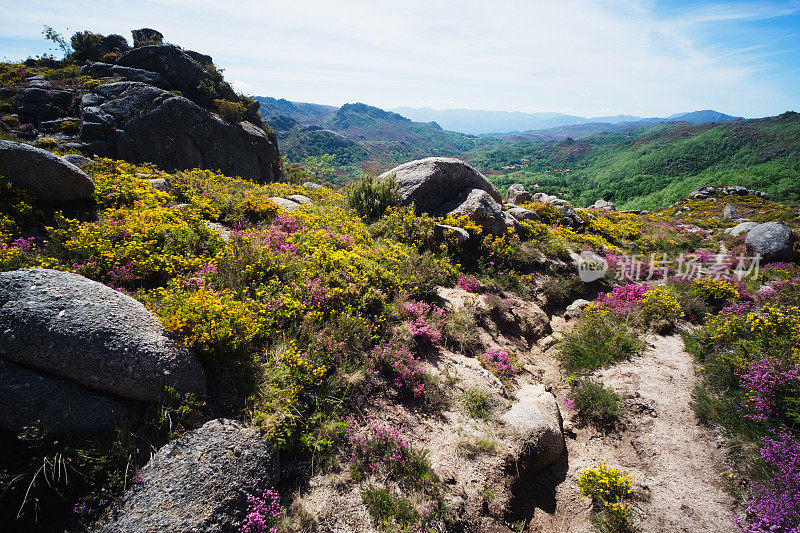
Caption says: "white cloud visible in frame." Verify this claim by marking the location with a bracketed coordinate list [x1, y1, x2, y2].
[0, 0, 796, 117]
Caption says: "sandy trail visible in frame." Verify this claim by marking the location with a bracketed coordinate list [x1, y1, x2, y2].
[527, 333, 737, 532]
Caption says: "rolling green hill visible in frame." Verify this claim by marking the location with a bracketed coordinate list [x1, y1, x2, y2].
[470, 112, 800, 209]
[261, 100, 503, 176]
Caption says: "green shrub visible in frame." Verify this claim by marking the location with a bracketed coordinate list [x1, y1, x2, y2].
[578, 463, 636, 533]
[35, 138, 58, 150]
[213, 99, 246, 123]
[70, 31, 103, 60]
[1, 114, 20, 129]
[570, 379, 624, 429]
[361, 486, 418, 530]
[641, 285, 684, 332]
[540, 273, 582, 307]
[346, 172, 398, 222]
[557, 307, 645, 372]
[398, 250, 454, 300]
[444, 305, 481, 354]
[457, 433, 499, 458]
[462, 388, 492, 420]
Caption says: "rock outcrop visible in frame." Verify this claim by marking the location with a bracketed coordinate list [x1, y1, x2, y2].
[0, 140, 95, 201]
[502, 384, 565, 472]
[507, 206, 539, 222]
[115, 44, 237, 106]
[723, 203, 738, 220]
[380, 157, 502, 213]
[745, 221, 796, 263]
[379, 157, 510, 234]
[131, 28, 163, 48]
[80, 62, 170, 88]
[95, 419, 279, 533]
[442, 188, 508, 235]
[80, 82, 280, 181]
[0, 358, 132, 434]
[0, 269, 206, 404]
[724, 221, 758, 237]
[505, 184, 532, 205]
[591, 199, 616, 211]
[690, 185, 770, 200]
[12, 86, 77, 123]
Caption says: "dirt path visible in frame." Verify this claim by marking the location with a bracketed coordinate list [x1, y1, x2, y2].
[527, 333, 737, 532]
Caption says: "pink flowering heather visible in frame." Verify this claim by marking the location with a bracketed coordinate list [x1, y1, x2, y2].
[73, 488, 114, 516]
[346, 417, 411, 475]
[402, 299, 446, 344]
[260, 225, 298, 255]
[738, 430, 800, 533]
[596, 283, 649, 317]
[328, 231, 355, 250]
[762, 262, 796, 272]
[301, 277, 330, 311]
[197, 263, 218, 276]
[240, 488, 284, 533]
[107, 261, 136, 282]
[719, 301, 755, 315]
[9, 237, 35, 251]
[562, 396, 576, 411]
[738, 353, 800, 423]
[755, 285, 779, 303]
[456, 274, 481, 293]
[370, 339, 426, 397]
[273, 213, 301, 234]
[478, 349, 514, 378]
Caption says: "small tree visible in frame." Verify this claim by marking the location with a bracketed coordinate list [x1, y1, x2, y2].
[71, 31, 104, 60]
[346, 172, 398, 222]
[303, 154, 336, 182]
[42, 25, 71, 58]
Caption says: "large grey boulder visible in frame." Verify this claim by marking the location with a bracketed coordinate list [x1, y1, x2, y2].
[723, 203, 738, 220]
[724, 221, 758, 237]
[287, 194, 313, 205]
[434, 223, 470, 244]
[745, 221, 796, 262]
[80, 82, 280, 182]
[81, 62, 170, 88]
[0, 358, 132, 434]
[82, 34, 131, 61]
[439, 188, 506, 235]
[62, 153, 93, 167]
[0, 140, 95, 201]
[116, 44, 236, 105]
[131, 28, 163, 48]
[502, 384, 565, 472]
[592, 199, 616, 211]
[505, 184, 531, 205]
[507, 206, 540, 222]
[95, 419, 279, 533]
[0, 269, 206, 403]
[270, 197, 300, 211]
[379, 157, 502, 214]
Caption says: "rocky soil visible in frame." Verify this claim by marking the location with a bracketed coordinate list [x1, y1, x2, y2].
[526, 330, 737, 532]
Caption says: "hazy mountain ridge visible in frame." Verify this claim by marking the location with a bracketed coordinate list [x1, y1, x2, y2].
[392, 106, 743, 136]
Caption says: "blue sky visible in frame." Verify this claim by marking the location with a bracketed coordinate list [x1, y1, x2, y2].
[1, 0, 798, 118]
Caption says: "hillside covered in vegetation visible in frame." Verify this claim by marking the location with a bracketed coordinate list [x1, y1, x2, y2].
[473, 113, 800, 210]
[1, 25, 800, 533]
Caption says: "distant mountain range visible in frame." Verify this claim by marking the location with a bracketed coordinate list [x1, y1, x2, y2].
[256, 98, 499, 175]
[390, 107, 743, 135]
[256, 96, 747, 178]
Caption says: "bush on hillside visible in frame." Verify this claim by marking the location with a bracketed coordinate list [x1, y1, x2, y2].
[557, 305, 645, 372]
[347, 172, 398, 222]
